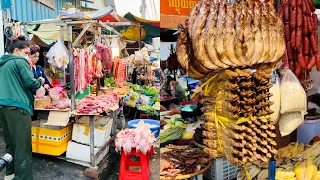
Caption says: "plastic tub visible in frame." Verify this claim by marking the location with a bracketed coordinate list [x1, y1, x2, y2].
[128, 119, 160, 138]
[297, 119, 320, 144]
[297, 119, 320, 143]
[181, 106, 197, 112]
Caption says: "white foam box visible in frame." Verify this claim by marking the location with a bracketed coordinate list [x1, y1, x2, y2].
[66, 136, 110, 163]
[72, 116, 113, 147]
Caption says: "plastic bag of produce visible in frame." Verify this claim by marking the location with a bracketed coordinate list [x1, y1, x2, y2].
[270, 72, 281, 124]
[36, 86, 46, 99]
[279, 111, 304, 137]
[47, 38, 69, 68]
[280, 69, 307, 114]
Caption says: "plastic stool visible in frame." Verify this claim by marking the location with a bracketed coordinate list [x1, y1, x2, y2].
[139, 113, 150, 119]
[119, 149, 150, 180]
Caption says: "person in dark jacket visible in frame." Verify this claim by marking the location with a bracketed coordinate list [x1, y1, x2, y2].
[0, 37, 45, 180]
[29, 44, 51, 90]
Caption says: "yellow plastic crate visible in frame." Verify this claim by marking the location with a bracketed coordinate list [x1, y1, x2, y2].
[32, 125, 72, 156]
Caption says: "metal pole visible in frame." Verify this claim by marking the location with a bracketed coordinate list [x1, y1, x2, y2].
[141, 0, 146, 18]
[68, 25, 76, 110]
[139, 24, 141, 50]
[0, 10, 4, 55]
[89, 116, 95, 167]
[60, 26, 66, 84]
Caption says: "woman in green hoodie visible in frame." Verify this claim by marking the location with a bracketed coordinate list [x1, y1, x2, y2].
[0, 36, 45, 180]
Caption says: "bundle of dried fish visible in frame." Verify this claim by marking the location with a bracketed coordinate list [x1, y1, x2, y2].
[160, 145, 213, 177]
[176, 0, 284, 80]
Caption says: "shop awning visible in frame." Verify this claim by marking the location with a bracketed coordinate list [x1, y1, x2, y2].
[122, 13, 160, 43]
[160, 0, 201, 29]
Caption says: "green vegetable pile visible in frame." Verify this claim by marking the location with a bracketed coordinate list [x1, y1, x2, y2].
[160, 126, 184, 143]
[104, 77, 115, 87]
[153, 97, 160, 103]
[130, 92, 139, 99]
[138, 104, 152, 111]
[147, 109, 158, 116]
[125, 101, 136, 108]
[144, 87, 159, 96]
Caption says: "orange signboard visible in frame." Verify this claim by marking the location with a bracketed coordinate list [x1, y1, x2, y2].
[160, 0, 201, 29]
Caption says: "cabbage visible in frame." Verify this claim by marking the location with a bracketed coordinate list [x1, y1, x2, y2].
[163, 124, 171, 130]
[175, 121, 186, 128]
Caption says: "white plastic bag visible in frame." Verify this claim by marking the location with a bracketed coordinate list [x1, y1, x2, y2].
[270, 72, 281, 124]
[140, 95, 150, 105]
[36, 86, 46, 99]
[47, 38, 69, 68]
[280, 69, 307, 114]
[279, 111, 304, 137]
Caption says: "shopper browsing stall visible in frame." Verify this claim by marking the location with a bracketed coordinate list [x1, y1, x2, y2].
[29, 44, 51, 90]
[0, 37, 45, 180]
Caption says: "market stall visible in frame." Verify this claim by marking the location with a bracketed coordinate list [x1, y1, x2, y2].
[13, 7, 143, 176]
[160, 0, 320, 179]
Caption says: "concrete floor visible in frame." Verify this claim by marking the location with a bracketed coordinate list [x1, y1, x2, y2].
[0, 128, 160, 180]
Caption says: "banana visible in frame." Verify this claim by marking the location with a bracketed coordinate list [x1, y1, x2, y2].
[247, 165, 261, 179]
[276, 168, 295, 179]
[294, 141, 320, 160]
[257, 169, 268, 180]
[294, 143, 305, 157]
[314, 155, 320, 167]
[290, 142, 300, 158]
[294, 157, 318, 180]
[317, 171, 320, 180]
[306, 157, 317, 180]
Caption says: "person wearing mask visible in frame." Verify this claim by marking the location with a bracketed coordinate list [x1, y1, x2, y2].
[29, 44, 51, 90]
[0, 37, 45, 180]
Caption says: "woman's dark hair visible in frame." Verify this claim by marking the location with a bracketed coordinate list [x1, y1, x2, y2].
[30, 44, 40, 55]
[167, 76, 175, 84]
[7, 36, 29, 54]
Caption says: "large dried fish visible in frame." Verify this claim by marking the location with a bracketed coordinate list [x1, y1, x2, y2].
[258, 3, 270, 64]
[269, 2, 285, 63]
[225, 3, 246, 66]
[267, 2, 278, 63]
[215, 1, 234, 67]
[234, 1, 248, 65]
[176, 26, 205, 80]
[251, 2, 264, 65]
[192, 0, 220, 71]
[205, 0, 229, 68]
[187, 3, 200, 40]
[243, 0, 255, 64]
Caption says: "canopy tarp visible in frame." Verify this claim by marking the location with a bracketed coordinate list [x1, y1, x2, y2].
[121, 13, 160, 43]
[160, 0, 201, 29]
[26, 23, 68, 41]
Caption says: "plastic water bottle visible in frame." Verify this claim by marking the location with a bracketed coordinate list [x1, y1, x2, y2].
[0, 154, 12, 171]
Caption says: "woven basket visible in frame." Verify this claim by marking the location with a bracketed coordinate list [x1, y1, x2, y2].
[160, 162, 212, 180]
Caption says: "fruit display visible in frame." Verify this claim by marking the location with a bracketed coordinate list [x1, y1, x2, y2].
[279, 0, 320, 81]
[194, 68, 277, 165]
[238, 142, 320, 180]
[176, 0, 284, 80]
